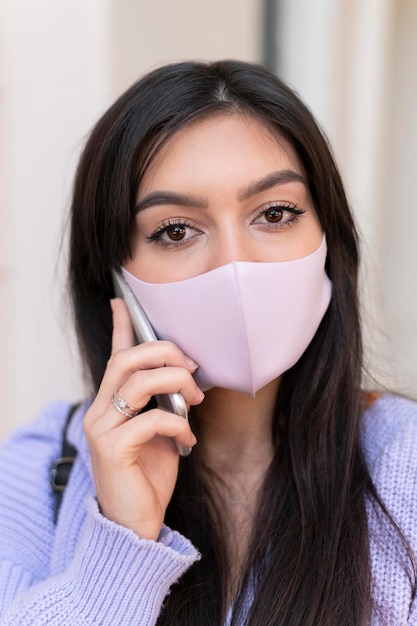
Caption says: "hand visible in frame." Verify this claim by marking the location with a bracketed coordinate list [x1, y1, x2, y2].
[83, 298, 204, 540]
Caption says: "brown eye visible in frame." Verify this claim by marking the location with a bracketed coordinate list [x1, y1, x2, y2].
[166, 225, 186, 241]
[265, 208, 283, 223]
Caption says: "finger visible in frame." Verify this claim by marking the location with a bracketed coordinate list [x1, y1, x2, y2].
[120, 366, 204, 408]
[111, 298, 135, 354]
[107, 340, 198, 381]
[102, 408, 197, 460]
[96, 340, 200, 410]
[90, 366, 203, 431]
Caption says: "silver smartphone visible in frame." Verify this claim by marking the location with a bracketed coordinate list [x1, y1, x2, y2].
[111, 268, 191, 457]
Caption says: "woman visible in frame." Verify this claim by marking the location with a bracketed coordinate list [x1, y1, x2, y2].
[0, 60, 416, 625]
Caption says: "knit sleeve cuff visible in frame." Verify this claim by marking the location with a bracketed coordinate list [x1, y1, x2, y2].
[1, 498, 200, 625]
[67, 496, 200, 623]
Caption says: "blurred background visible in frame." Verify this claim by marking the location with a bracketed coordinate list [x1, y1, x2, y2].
[0, 0, 416, 439]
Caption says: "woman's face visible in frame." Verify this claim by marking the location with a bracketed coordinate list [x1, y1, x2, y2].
[126, 114, 323, 283]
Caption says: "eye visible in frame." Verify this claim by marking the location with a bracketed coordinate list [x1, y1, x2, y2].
[165, 224, 187, 241]
[146, 219, 202, 248]
[264, 207, 285, 223]
[253, 203, 305, 229]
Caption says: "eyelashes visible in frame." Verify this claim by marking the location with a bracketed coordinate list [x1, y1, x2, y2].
[146, 218, 200, 248]
[146, 203, 306, 249]
[256, 203, 305, 226]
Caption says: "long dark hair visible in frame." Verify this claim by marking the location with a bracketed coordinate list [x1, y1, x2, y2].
[68, 60, 414, 624]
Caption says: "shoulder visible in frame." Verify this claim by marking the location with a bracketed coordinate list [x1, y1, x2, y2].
[0, 401, 75, 470]
[0, 400, 92, 513]
[361, 394, 417, 469]
[361, 396, 417, 620]
[0, 401, 80, 571]
[0, 401, 80, 509]
[0, 401, 85, 472]
[0, 400, 93, 527]
[361, 394, 417, 536]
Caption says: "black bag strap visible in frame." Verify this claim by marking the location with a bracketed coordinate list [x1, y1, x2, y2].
[50, 403, 79, 524]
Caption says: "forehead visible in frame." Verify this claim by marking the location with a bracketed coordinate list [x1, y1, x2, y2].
[138, 113, 304, 194]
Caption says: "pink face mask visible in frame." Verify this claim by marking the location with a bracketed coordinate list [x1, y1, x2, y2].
[122, 237, 332, 396]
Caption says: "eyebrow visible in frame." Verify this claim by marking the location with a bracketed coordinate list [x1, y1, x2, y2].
[135, 169, 307, 213]
[135, 191, 207, 212]
[238, 170, 306, 201]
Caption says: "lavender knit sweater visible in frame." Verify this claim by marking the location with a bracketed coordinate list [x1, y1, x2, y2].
[0, 395, 416, 625]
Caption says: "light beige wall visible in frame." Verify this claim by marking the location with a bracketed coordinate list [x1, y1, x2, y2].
[0, 0, 113, 440]
[110, 0, 261, 94]
[276, 0, 417, 392]
[0, 0, 261, 439]
[379, 0, 417, 390]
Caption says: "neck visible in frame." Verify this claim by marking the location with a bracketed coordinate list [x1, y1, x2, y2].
[191, 378, 279, 477]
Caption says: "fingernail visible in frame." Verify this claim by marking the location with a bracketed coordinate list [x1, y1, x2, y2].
[197, 389, 205, 402]
[185, 357, 199, 371]
[190, 434, 197, 446]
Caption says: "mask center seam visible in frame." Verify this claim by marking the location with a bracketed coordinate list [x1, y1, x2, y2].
[232, 262, 256, 397]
